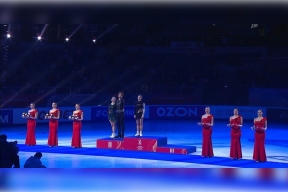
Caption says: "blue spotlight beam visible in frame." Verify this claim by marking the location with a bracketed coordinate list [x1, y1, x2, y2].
[97, 24, 118, 40]
[68, 24, 83, 39]
[40, 24, 49, 37]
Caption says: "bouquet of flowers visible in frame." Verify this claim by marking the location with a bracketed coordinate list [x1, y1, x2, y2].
[69, 115, 78, 120]
[44, 113, 54, 119]
[21, 112, 30, 118]
[251, 126, 266, 131]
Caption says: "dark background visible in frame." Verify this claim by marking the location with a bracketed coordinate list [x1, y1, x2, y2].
[1, 2, 288, 107]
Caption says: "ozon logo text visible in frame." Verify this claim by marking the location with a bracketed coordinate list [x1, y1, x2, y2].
[156, 107, 198, 117]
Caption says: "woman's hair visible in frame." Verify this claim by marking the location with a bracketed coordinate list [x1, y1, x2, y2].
[52, 102, 57, 106]
[30, 103, 35, 106]
[118, 91, 124, 96]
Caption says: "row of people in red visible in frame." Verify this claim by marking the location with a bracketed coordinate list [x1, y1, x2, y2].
[22, 103, 83, 148]
[22, 103, 267, 162]
[198, 107, 267, 162]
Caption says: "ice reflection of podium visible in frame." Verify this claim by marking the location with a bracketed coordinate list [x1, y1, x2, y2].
[96, 136, 196, 154]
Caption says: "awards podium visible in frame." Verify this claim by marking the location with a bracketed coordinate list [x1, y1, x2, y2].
[96, 136, 196, 154]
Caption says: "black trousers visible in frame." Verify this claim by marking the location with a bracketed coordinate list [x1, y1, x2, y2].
[12, 155, 20, 168]
[116, 112, 125, 138]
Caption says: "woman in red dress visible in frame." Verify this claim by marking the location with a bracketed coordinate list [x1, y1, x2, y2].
[228, 108, 243, 160]
[71, 103, 83, 148]
[23, 103, 38, 146]
[251, 109, 267, 162]
[198, 107, 214, 157]
[47, 102, 60, 147]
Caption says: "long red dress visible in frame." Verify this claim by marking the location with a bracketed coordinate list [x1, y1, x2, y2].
[71, 110, 83, 148]
[253, 117, 267, 162]
[230, 116, 242, 159]
[25, 109, 38, 146]
[201, 114, 214, 157]
[48, 109, 59, 146]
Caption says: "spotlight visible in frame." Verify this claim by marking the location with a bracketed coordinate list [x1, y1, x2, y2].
[93, 39, 96, 43]
[37, 36, 41, 40]
[7, 33, 11, 38]
[65, 38, 69, 42]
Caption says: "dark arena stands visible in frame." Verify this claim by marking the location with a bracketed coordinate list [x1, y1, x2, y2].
[1, 3, 288, 191]
[1, 24, 288, 107]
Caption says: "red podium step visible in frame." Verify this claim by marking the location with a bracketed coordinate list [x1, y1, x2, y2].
[96, 138, 123, 149]
[156, 145, 196, 154]
[122, 136, 167, 152]
[97, 136, 167, 151]
[96, 136, 196, 155]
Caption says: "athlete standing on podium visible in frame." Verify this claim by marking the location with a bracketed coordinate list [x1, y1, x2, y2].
[108, 97, 117, 138]
[134, 94, 145, 137]
[115, 92, 125, 139]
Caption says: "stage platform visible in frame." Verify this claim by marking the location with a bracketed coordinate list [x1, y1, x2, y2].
[96, 136, 197, 154]
[17, 144, 288, 168]
[2, 120, 288, 168]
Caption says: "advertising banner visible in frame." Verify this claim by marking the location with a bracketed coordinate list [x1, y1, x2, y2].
[0, 110, 13, 125]
[149, 105, 205, 120]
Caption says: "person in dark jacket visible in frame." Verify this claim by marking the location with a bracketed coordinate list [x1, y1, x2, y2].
[24, 152, 46, 168]
[0, 134, 19, 168]
[115, 92, 125, 139]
